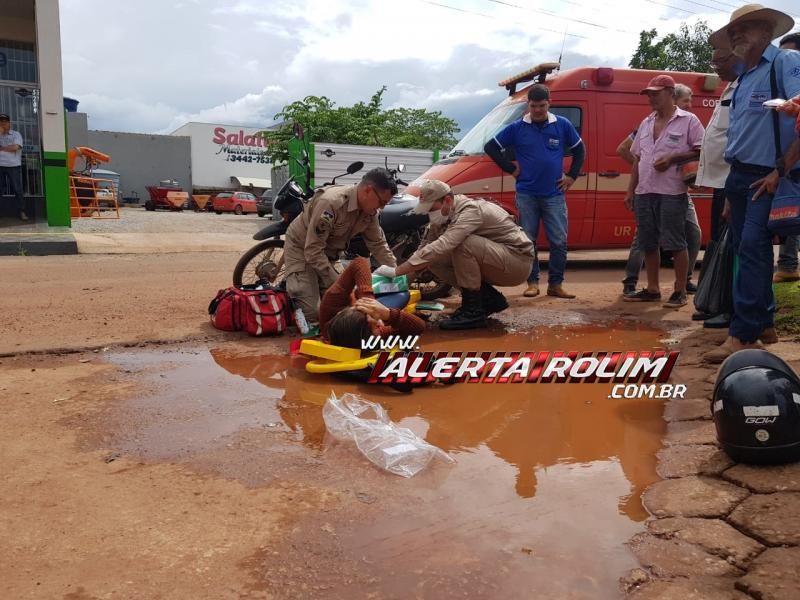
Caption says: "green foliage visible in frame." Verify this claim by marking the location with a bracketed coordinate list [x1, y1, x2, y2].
[775, 282, 800, 337]
[629, 21, 713, 73]
[264, 87, 460, 163]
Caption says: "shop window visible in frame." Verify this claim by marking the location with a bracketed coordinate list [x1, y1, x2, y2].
[0, 40, 37, 84]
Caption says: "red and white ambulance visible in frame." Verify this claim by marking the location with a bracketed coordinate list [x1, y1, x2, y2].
[408, 63, 725, 249]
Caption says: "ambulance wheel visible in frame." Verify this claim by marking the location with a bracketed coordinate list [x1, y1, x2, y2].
[145, 200, 155, 211]
[233, 239, 286, 287]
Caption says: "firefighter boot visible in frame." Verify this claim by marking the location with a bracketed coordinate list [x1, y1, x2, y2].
[481, 282, 509, 315]
[439, 289, 488, 330]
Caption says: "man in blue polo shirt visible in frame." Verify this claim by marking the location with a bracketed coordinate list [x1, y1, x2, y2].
[484, 84, 585, 299]
[704, 3, 800, 363]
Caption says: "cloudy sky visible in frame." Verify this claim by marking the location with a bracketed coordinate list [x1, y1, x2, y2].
[60, 0, 800, 138]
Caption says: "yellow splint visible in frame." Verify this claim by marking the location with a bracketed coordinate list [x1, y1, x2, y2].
[299, 338, 403, 374]
[402, 289, 421, 314]
[299, 339, 361, 363]
[300, 339, 395, 374]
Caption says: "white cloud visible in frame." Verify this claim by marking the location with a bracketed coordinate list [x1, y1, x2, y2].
[60, 0, 800, 137]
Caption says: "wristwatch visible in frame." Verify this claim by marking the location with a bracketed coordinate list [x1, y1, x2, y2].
[776, 164, 786, 177]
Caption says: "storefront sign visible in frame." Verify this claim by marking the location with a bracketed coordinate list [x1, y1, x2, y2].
[212, 126, 270, 164]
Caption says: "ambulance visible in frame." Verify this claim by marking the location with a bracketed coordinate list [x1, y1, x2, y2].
[409, 62, 725, 249]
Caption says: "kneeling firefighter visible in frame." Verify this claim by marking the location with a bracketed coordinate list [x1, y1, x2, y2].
[374, 180, 534, 330]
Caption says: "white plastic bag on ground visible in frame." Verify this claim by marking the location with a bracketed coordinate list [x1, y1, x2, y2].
[322, 392, 455, 478]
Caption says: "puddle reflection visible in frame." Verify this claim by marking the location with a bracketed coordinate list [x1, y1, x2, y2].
[209, 320, 668, 521]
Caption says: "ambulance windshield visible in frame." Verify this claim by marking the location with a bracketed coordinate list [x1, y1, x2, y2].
[449, 101, 527, 156]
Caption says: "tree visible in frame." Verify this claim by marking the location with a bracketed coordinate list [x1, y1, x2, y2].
[629, 21, 713, 73]
[264, 87, 460, 163]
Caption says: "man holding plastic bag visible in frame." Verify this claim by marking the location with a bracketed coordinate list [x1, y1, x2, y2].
[373, 180, 535, 330]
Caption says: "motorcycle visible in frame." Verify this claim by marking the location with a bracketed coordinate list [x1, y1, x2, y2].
[343, 162, 451, 300]
[232, 125, 451, 300]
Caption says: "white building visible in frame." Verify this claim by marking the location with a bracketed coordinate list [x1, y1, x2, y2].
[170, 122, 274, 191]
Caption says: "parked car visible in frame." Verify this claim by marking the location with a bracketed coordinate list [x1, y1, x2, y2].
[257, 189, 274, 218]
[212, 191, 258, 215]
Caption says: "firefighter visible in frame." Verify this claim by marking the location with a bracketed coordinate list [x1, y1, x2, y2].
[374, 180, 534, 330]
[284, 168, 397, 323]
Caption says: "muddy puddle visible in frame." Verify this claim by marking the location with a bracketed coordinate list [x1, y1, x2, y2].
[99, 319, 670, 599]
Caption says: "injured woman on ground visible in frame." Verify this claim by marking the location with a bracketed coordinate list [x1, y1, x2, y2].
[318, 257, 426, 350]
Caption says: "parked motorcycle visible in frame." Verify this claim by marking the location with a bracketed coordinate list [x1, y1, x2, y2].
[232, 126, 451, 300]
[344, 162, 451, 300]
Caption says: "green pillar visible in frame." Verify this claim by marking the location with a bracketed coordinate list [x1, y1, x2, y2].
[44, 151, 70, 227]
[288, 135, 314, 192]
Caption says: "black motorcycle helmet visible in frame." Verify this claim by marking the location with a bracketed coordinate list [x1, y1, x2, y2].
[712, 349, 800, 464]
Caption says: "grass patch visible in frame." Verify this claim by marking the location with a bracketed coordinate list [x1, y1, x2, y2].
[775, 282, 800, 337]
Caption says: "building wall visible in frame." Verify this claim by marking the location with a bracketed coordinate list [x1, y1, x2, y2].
[312, 143, 436, 188]
[171, 122, 271, 189]
[86, 130, 192, 203]
[66, 112, 89, 148]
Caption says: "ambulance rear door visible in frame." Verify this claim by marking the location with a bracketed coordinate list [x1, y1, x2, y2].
[591, 93, 653, 248]
[549, 101, 590, 247]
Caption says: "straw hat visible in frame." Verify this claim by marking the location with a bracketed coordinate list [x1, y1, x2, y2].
[710, 4, 794, 47]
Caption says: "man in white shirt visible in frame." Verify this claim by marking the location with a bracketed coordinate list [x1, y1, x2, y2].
[692, 46, 741, 327]
[0, 113, 27, 221]
[695, 47, 740, 242]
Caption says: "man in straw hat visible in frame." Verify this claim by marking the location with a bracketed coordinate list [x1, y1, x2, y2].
[704, 4, 800, 363]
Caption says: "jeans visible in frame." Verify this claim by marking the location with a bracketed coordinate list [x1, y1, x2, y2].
[777, 235, 798, 273]
[725, 167, 775, 343]
[0, 165, 24, 211]
[623, 199, 701, 284]
[515, 193, 568, 285]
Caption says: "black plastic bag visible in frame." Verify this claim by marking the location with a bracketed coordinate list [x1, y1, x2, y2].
[694, 224, 734, 317]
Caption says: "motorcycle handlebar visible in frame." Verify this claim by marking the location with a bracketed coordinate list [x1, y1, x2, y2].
[396, 178, 408, 187]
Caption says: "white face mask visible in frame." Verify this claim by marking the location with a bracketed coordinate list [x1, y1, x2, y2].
[428, 210, 449, 225]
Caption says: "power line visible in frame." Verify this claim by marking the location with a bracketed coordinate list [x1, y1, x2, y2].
[704, 0, 742, 9]
[418, 0, 591, 39]
[485, 0, 635, 34]
[650, 0, 800, 21]
[423, 0, 799, 48]
[644, 0, 694, 16]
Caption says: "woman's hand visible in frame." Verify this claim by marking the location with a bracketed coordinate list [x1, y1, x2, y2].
[354, 297, 390, 322]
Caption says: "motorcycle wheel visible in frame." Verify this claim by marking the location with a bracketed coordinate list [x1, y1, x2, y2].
[233, 239, 286, 287]
[384, 236, 452, 301]
[413, 272, 452, 301]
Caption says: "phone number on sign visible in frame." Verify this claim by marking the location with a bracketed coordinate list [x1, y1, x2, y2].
[226, 154, 270, 164]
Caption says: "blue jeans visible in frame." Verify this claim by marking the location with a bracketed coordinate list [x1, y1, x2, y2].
[0, 165, 24, 211]
[515, 193, 568, 285]
[725, 167, 775, 343]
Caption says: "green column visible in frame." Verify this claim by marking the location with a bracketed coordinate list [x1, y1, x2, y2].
[288, 135, 314, 192]
[43, 150, 70, 227]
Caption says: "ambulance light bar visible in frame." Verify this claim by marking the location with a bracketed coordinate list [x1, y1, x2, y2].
[498, 62, 560, 96]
